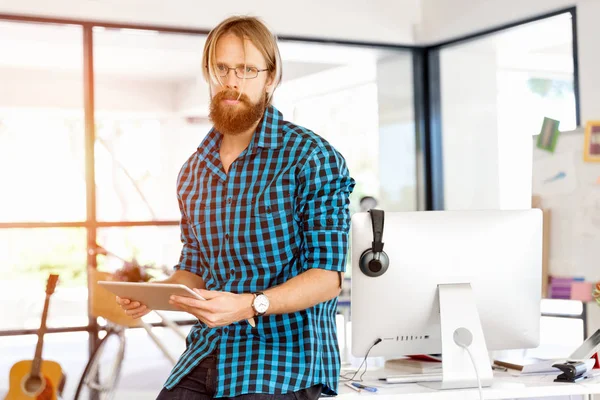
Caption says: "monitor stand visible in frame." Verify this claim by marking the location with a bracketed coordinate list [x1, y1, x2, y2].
[419, 283, 494, 390]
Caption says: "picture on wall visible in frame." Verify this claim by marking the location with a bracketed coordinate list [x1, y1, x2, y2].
[536, 117, 561, 153]
[584, 121, 600, 162]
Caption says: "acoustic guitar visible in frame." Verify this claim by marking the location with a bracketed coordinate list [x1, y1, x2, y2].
[5, 274, 66, 400]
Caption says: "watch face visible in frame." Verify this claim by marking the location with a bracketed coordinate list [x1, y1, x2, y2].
[254, 294, 269, 313]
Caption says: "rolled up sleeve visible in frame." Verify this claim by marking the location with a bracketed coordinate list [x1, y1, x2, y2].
[174, 203, 202, 275]
[174, 166, 202, 275]
[296, 146, 355, 273]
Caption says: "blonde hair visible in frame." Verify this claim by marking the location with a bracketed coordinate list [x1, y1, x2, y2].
[202, 16, 283, 105]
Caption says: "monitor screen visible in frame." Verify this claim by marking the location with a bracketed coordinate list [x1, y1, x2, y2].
[351, 209, 542, 359]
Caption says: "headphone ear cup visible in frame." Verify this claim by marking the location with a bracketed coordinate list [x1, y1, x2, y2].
[359, 249, 389, 277]
[359, 248, 373, 275]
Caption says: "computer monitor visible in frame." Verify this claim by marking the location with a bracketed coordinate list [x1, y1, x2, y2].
[351, 209, 542, 390]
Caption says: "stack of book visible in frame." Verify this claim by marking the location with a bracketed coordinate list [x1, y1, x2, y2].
[384, 355, 442, 374]
[548, 276, 585, 299]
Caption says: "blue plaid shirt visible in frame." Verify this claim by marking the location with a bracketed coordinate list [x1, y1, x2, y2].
[164, 105, 355, 397]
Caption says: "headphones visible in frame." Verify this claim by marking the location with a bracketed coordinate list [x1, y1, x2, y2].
[359, 209, 389, 277]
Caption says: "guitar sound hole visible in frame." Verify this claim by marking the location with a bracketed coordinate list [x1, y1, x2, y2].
[23, 375, 43, 393]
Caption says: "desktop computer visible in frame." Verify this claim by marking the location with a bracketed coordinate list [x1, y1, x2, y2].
[351, 209, 543, 390]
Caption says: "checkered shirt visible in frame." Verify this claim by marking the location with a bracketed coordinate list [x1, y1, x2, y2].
[163, 105, 355, 397]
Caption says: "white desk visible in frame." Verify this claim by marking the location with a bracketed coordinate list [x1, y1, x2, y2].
[338, 371, 600, 399]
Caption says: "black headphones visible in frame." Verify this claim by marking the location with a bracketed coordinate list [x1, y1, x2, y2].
[359, 209, 389, 277]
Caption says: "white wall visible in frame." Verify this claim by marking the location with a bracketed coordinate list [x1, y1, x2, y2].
[376, 56, 417, 211]
[418, 0, 574, 44]
[440, 42, 502, 210]
[0, 0, 422, 45]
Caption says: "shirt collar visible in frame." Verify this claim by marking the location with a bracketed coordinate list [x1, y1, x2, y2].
[197, 105, 284, 159]
[252, 104, 283, 150]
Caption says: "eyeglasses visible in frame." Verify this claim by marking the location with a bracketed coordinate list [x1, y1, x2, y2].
[213, 63, 269, 79]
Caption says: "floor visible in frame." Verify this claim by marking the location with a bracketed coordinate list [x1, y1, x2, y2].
[0, 324, 188, 399]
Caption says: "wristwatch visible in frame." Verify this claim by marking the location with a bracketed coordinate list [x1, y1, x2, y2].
[251, 292, 269, 316]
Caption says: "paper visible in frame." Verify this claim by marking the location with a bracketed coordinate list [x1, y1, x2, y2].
[571, 281, 594, 302]
[532, 152, 577, 196]
[507, 358, 558, 374]
[574, 189, 600, 237]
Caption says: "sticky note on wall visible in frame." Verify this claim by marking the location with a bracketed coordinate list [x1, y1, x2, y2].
[571, 281, 593, 302]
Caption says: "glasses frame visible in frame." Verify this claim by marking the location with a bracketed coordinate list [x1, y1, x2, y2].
[209, 64, 269, 80]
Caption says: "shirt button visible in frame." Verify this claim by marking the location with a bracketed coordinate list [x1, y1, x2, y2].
[225, 233, 230, 241]
[227, 197, 232, 204]
[223, 327, 229, 334]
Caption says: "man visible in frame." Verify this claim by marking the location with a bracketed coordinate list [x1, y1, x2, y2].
[117, 15, 355, 400]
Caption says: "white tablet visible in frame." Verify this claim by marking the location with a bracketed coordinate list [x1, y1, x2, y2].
[98, 281, 205, 312]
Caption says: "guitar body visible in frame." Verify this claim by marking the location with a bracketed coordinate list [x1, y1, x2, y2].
[4, 275, 65, 400]
[5, 360, 65, 400]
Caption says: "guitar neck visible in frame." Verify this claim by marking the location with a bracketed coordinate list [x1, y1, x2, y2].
[30, 294, 51, 378]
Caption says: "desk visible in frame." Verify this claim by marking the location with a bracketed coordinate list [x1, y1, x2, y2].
[338, 371, 600, 399]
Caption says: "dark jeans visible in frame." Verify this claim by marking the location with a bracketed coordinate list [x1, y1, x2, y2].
[156, 354, 323, 400]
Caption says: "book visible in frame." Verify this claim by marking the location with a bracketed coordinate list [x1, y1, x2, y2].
[385, 357, 442, 373]
[408, 354, 442, 362]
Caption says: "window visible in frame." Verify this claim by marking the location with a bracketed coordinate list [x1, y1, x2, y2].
[0, 21, 85, 223]
[0, 228, 87, 330]
[439, 13, 576, 210]
[93, 28, 209, 222]
[1, 18, 418, 345]
[276, 42, 416, 213]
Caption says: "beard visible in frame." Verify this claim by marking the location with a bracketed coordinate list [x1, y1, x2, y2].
[209, 89, 266, 136]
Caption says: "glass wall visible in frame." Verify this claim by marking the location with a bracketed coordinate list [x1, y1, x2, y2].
[440, 13, 575, 211]
[0, 21, 88, 331]
[275, 42, 416, 213]
[0, 228, 88, 331]
[91, 29, 417, 221]
[0, 22, 85, 223]
[0, 17, 416, 398]
[92, 28, 209, 222]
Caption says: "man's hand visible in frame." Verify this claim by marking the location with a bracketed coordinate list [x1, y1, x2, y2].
[116, 296, 152, 319]
[170, 289, 255, 328]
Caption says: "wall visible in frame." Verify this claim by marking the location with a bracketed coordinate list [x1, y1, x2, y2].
[376, 55, 417, 211]
[440, 42, 502, 210]
[0, 0, 422, 45]
[532, 130, 600, 282]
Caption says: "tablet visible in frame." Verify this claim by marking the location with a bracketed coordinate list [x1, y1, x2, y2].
[98, 281, 205, 312]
